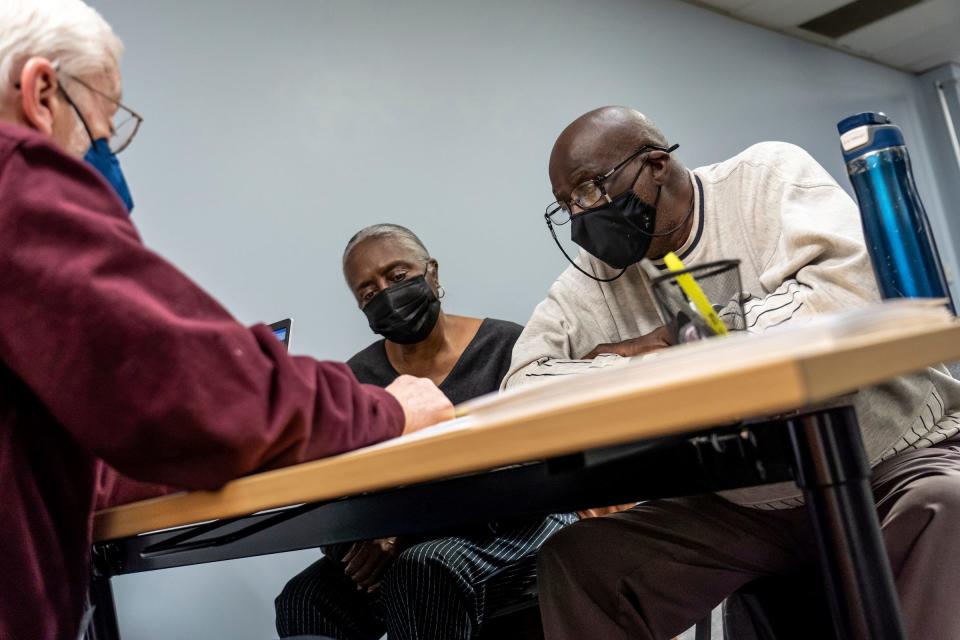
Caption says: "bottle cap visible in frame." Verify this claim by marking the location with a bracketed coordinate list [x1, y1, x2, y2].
[838, 112, 891, 135]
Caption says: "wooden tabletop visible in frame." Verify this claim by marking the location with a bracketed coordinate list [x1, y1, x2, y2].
[94, 304, 960, 541]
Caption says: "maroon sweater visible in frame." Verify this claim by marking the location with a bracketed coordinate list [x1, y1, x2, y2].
[0, 123, 404, 640]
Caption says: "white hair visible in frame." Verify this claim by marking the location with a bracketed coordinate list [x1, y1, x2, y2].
[0, 0, 123, 102]
[343, 224, 430, 267]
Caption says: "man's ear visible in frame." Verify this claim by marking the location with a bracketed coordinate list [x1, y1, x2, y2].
[428, 258, 440, 287]
[646, 150, 673, 186]
[18, 57, 61, 135]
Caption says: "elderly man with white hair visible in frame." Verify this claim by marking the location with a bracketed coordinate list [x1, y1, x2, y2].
[0, 3, 453, 639]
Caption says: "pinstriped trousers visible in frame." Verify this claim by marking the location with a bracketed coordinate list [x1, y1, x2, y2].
[275, 514, 575, 640]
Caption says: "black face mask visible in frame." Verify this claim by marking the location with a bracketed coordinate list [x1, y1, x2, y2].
[570, 187, 659, 270]
[363, 275, 441, 344]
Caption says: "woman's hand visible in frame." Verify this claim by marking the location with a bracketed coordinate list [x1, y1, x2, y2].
[342, 537, 402, 592]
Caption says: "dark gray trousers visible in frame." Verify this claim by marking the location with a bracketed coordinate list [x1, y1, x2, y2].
[538, 437, 960, 640]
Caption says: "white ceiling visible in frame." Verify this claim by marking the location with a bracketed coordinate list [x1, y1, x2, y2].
[686, 0, 960, 73]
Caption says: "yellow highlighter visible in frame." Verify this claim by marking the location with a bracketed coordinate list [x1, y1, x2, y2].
[662, 252, 729, 336]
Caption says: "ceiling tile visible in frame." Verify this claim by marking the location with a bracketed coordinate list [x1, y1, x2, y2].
[899, 48, 960, 73]
[837, 0, 959, 54]
[865, 18, 960, 71]
[683, 0, 960, 71]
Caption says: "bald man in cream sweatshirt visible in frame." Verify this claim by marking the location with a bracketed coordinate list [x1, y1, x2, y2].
[509, 107, 960, 640]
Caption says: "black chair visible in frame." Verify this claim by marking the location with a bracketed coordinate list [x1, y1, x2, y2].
[476, 554, 544, 640]
[723, 574, 835, 640]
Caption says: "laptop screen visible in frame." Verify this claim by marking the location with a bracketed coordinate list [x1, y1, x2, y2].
[268, 319, 292, 349]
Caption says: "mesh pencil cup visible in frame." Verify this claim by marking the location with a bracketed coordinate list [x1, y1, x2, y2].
[649, 259, 746, 343]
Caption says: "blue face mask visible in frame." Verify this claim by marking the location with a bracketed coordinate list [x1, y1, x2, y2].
[84, 138, 134, 213]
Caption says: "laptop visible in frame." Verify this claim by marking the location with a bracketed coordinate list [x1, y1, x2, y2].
[269, 318, 293, 350]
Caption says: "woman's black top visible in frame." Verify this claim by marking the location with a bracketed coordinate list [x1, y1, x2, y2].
[347, 318, 523, 404]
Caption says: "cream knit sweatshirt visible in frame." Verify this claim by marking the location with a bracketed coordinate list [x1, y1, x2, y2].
[504, 142, 960, 508]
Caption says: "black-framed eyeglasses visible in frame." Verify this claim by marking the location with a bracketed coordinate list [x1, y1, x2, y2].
[544, 143, 679, 226]
[59, 72, 143, 154]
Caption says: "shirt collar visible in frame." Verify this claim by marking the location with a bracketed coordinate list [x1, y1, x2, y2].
[652, 171, 705, 270]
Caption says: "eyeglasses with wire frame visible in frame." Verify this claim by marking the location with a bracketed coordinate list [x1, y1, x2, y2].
[544, 143, 679, 226]
[58, 72, 143, 154]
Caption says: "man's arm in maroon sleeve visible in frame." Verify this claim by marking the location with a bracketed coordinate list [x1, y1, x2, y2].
[95, 461, 175, 509]
[0, 130, 405, 491]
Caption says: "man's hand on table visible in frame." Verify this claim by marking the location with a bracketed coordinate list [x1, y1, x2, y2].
[580, 325, 673, 360]
[342, 537, 404, 592]
[385, 375, 454, 435]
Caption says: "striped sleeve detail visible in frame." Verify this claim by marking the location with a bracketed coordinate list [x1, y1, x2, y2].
[743, 281, 806, 333]
[879, 386, 960, 461]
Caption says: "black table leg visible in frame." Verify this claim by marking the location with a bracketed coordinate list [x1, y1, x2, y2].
[694, 614, 712, 640]
[787, 407, 905, 640]
[87, 545, 121, 640]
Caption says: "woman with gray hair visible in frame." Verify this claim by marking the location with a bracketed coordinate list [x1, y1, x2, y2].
[275, 224, 575, 640]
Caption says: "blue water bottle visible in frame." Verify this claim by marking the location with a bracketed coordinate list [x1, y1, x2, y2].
[838, 112, 955, 313]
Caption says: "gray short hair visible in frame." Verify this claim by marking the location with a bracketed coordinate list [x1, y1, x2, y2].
[0, 0, 123, 102]
[342, 224, 430, 268]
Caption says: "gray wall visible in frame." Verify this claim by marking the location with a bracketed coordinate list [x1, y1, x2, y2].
[87, 0, 953, 638]
[915, 63, 960, 301]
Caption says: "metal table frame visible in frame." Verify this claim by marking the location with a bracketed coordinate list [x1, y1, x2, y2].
[89, 406, 904, 640]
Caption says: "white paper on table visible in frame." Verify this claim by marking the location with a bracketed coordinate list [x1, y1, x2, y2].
[360, 416, 479, 452]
